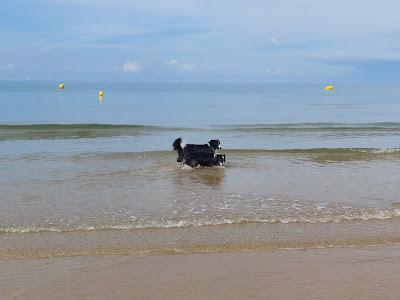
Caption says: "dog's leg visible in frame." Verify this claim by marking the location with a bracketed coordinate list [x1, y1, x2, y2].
[177, 149, 184, 162]
[187, 158, 198, 168]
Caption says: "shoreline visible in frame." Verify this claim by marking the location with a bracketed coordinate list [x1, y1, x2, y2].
[3, 218, 400, 259]
[2, 245, 400, 299]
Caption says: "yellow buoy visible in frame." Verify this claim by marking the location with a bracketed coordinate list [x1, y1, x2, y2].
[98, 90, 104, 101]
[324, 85, 333, 91]
[58, 83, 65, 90]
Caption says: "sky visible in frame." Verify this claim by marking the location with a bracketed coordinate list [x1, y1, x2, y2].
[1, 0, 400, 82]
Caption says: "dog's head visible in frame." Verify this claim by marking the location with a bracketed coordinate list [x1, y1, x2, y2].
[215, 154, 225, 166]
[208, 139, 221, 151]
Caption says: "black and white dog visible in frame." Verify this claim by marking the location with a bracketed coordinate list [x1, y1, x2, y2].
[173, 138, 225, 167]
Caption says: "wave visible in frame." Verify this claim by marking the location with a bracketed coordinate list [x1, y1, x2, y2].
[87, 147, 400, 157]
[2, 122, 400, 140]
[0, 124, 185, 140]
[2, 206, 400, 234]
[228, 147, 400, 155]
[217, 122, 400, 132]
[12, 148, 400, 164]
[0, 124, 166, 130]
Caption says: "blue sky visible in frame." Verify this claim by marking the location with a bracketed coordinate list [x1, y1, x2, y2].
[1, 0, 400, 82]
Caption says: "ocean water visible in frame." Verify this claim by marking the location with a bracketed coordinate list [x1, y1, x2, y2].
[2, 81, 400, 258]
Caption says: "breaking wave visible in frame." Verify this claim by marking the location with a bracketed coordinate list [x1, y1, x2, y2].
[3, 122, 400, 140]
[2, 205, 400, 234]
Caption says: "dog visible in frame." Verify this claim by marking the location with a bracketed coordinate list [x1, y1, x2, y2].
[173, 138, 225, 167]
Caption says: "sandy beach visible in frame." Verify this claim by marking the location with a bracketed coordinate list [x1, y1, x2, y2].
[2, 245, 400, 299]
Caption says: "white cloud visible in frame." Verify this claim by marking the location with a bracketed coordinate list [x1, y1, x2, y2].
[266, 67, 281, 75]
[164, 59, 197, 72]
[0, 64, 13, 71]
[182, 63, 197, 71]
[122, 61, 142, 73]
[165, 59, 179, 66]
[270, 37, 279, 45]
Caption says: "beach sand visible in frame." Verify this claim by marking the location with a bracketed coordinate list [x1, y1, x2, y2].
[1, 245, 400, 299]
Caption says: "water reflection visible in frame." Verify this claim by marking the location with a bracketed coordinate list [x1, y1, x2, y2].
[173, 166, 226, 187]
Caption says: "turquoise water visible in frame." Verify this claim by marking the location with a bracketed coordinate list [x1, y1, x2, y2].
[2, 81, 400, 257]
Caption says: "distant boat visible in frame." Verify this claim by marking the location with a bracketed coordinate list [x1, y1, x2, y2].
[27, 76, 30, 81]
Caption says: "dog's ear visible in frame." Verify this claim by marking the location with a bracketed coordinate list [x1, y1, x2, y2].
[208, 140, 216, 150]
[209, 139, 221, 150]
[216, 140, 221, 149]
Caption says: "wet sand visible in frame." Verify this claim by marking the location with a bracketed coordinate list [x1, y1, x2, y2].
[2, 245, 400, 299]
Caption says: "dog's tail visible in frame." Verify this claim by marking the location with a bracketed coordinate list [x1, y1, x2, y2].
[173, 138, 184, 162]
[173, 138, 183, 151]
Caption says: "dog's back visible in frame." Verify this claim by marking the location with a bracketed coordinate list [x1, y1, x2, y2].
[184, 143, 214, 154]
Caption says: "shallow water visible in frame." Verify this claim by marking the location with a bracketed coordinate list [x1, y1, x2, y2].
[1, 81, 400, 258]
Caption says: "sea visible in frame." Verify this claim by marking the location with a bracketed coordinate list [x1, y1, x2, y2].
[2, 81, 400, 258]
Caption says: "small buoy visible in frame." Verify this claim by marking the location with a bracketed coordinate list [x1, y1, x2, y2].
[324, 85, 333, 91]
[98, 90, 104, 101]
[58, 83, 65, 90]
